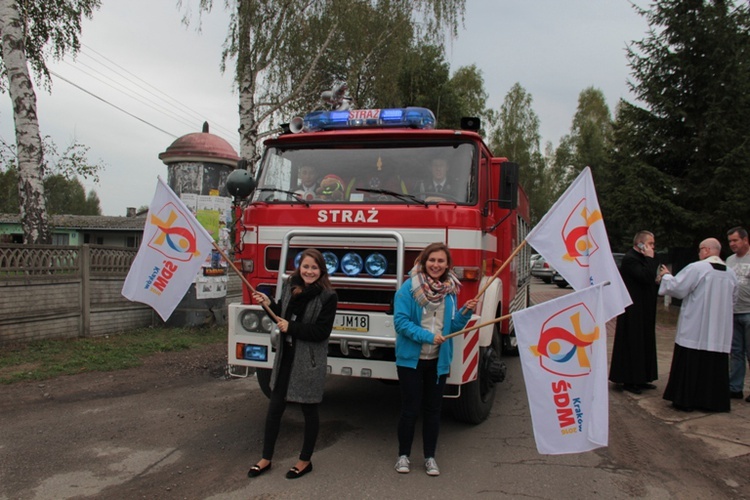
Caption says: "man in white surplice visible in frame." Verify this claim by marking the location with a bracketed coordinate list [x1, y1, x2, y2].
[657, 238, 738, 412]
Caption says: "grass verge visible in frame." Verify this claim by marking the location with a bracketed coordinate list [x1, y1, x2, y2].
[0, 325, 225, 384]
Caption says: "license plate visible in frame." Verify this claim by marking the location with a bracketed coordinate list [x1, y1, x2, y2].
[333, 313, 369, 332]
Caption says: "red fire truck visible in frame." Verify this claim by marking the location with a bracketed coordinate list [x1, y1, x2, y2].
[227, 106, 531, 423]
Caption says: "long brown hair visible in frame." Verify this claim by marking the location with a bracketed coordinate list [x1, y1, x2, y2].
[291, 248, 333, 293]
[415, 242, 453, 281]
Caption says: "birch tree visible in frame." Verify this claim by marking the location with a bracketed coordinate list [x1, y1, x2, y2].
[186, 0, 465, 171]
[0, 0, 100, 244]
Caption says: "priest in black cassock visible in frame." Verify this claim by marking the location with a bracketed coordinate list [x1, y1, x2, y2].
[609, 231, 661, 394]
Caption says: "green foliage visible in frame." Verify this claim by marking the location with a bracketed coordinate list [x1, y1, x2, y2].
[0, 169, 101, 215]
[0, 135, 104, 214]
[445, 65, 489, 129]
[552, 87, 613, 186]
[85, 190, 101, 215]
[0, 0, 101, 91]
[0, 325, 225, 383]
[45, 174, 101, 215]
[397, 43, 450, 111]
[0, 167, 17, 212]
[283, 0, 417, 113]
[617, 0, 750, 247]
[489, 83, 550, 224]
[603, 101, 690, 249]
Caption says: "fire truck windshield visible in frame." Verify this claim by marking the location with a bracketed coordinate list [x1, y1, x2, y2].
[253, 143, 477, 204]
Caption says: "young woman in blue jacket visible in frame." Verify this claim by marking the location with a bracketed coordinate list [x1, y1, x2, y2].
[393, 242, 477, 476]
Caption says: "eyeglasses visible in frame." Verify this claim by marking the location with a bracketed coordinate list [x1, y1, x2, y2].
[698, 246, 709, 252]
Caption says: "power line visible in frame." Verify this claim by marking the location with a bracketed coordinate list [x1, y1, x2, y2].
[79, 44, 239, 140]
[49, 70, 179, 139]
[61, 59, 206, 133]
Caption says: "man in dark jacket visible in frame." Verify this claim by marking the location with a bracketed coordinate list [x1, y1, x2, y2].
[609, 231, 661, 394]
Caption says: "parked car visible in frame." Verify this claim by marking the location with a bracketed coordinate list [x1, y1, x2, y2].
[530, 253, 542, 267]
[531, 256, 555, 284]
[551, 252, 626, 288]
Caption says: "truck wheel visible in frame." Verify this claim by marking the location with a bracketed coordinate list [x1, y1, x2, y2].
[256, 368, 272, 398]
[449, 329, 505, 424]
[555, 282, 568, 288]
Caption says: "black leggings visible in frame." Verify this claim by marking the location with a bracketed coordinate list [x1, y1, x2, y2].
[397, 358, 447, 458]
[261, 344, 319, 462]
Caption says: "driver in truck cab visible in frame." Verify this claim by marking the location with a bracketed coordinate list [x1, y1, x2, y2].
[415, 158, 458, 200]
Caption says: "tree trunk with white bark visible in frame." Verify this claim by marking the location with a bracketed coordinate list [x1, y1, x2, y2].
[0, 0, 50, 244]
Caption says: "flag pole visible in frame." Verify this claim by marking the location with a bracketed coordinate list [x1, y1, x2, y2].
[473, 239, 527, 301]
[211, 242, 281, 322]
[444, 313, 512, 340]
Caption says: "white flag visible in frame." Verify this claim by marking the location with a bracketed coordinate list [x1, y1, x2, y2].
[122, 177, 215, 321]
[512, 283, 608, 455]
[526, 167, 631, 320]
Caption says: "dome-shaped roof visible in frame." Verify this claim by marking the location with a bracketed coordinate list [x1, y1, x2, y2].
[159, 123, 240, 167]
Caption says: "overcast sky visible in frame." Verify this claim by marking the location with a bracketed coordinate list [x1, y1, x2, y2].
[0, 0, 650, 216]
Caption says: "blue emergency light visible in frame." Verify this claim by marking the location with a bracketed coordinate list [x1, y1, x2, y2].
[300, 107, 435, 132]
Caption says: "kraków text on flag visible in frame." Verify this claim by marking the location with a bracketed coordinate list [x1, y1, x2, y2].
[525, 166, 630, 320]
[122, 177, 215, 321]
[512, 283, 608, 454]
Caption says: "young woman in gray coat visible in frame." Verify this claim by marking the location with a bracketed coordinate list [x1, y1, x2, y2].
[248, 248, 337, 480]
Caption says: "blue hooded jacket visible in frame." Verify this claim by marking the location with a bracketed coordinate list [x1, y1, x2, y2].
[393, 277, 473, 378]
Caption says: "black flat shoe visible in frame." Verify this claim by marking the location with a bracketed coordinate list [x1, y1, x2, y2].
[247, 461, 272, 478]
[638, 383, 657, 390]
[623, 384, 642, 395]
[286, 462, 313, 479]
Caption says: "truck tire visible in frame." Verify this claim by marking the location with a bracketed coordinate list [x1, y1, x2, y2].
[449, 329, 505, 424]
[256, 368, 272, 398]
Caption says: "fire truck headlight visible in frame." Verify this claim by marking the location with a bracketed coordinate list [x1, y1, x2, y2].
[260, 315, 275, 332]
[240, 311, 260, 332]
[341, 252, 364, 276]
[322, 251, 339, 275]
[365, 252, 387, 277]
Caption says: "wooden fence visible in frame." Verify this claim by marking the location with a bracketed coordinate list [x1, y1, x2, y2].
[0, 244, 242, 345]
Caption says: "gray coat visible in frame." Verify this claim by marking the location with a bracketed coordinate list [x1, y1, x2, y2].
[270, 283, 336, 404]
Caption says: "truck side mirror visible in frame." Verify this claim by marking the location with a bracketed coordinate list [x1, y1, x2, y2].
[498, 162, 519, 209]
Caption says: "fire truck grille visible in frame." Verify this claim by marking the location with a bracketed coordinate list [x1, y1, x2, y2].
[265, 247, 421, 278]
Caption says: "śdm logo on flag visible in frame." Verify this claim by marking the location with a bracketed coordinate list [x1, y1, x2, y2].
[526, 167, 631, 321]
[561, 199, 602, 266]
[529, 303, 600, 378]
[122, 177, 214, 320]
[513, 283, 608, 455]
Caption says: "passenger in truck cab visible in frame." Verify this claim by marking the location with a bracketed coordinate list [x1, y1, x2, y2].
[247, 248, 338, 480]
[392, 242, 478, 476]
[294, 165, 319, 201]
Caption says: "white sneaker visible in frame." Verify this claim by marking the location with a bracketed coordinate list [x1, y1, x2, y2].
[424, 457, 440, 476]
[395, 455, 410, 473]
